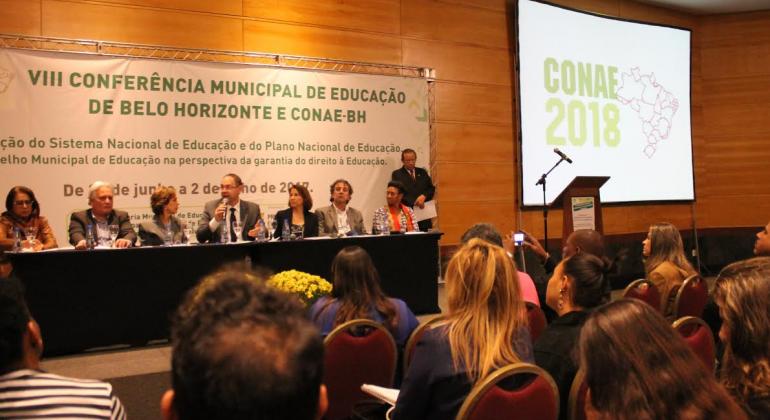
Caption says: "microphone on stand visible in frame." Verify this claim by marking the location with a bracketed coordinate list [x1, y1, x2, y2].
[554, 148, 573, 164]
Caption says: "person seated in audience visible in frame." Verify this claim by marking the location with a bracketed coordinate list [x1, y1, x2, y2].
[642, 222, 697, 315]
[316, 179, 366, 236]
[161, 267, 327, 420]
[138, 186, 187, 246]
[69, 181, 136, 249]
[522, 228, 607, 273]
[392, 238, 533, 420]
[372, 180, 419, 233]
[274, 184, 319, 239]
[460, 222, 540, 306]
[754, 221, 770, 256]
[534, 253, 609, 420]
[309, 246, 418, 346]
[0, 277, 126, 419]
[714, 257, 770, 419]
[578, 299, 745, 420]
[0, 186, 58, 277]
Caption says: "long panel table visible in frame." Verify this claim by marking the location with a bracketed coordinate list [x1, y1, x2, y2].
[8, 232, 442, 356]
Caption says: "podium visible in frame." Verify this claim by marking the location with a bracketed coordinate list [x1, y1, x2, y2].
[551, 176, 609, 244]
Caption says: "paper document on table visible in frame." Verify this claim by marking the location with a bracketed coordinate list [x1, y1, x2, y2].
[412, 200, 437, 222]
[361, 384, 399, 406]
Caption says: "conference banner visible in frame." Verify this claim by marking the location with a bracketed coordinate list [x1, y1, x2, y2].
[0, 48, 430, 243]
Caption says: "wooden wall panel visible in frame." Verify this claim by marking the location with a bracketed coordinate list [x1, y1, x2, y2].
[244, 0, 400, 35]
[41, 1, 243, 50]
[0, 0, 41, 36]
[434, 123, 514, 163]
[439, 201, 517, 242]
[243, 20, 401, 64]
[403, 39, 511, 85]
[91, 0, 242, 16]
[401, 0, 509, 48]
[437, 162, 513, 202]
[434, 82, 513, 124]
[438, 0, 506, 13]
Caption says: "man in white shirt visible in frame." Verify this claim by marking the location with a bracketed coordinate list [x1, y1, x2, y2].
[196, 173, 262, 243]
[315, 179, 366, 236]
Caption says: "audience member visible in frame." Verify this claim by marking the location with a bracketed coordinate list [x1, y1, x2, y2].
[0, 186, 57, 277]
[316, 179, 366, 236]
[0, 277, 126, 419]
[460, 222, 540, 306]
[274, 184, 319, 239]
[523, 228, 607, 274]
[534, 253, 609, 419]
[196, 174, 262, 243]
[309, 246, 418, 346]
[714, 257, 770, 419]
[642, 222, 697, 315]
[372, 181, 419, 233]
[391, 148, 435, 231]
[392, 238, 533, 420]
[162, 267, 327, 420]
[753, 221, 770, 256]
[138, 186, 186, 246]
[578, 298, 745, 420]
[69, 181, 136, 249]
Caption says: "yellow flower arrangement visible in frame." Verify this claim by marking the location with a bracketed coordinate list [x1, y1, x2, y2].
[267, 269, 332, 306]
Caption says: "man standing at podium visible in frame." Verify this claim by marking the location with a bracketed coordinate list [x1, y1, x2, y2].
[391, 149, 435, 231]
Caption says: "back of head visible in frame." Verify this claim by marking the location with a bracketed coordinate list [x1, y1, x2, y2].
[563, 253, 610, 309]
[170, 268, 324, 420]
[569, 229, 606, 258]
[578, 299, 741, 420]
[459, 223, 503, 247]
[646, 222, 694, 274]
[0, 277, 31, 374]
[444, 238, 527, 382]
[715, 257, 770, 402]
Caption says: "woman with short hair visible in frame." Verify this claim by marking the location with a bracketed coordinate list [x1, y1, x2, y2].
[0, 186, 58, 276]
[138, 186, 186, 246]
[578, 299, 745, 420]
[392, 238, 533, 420]
[714, 257, 770, 419]
[642, 222, 697, 315]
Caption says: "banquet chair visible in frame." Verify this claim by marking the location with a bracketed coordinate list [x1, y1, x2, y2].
[673, 274, 709, 319]
[526, 302, 547, 342]
[673, 316, 716, 373]
[567, 369, 588, 420]
[403, 315, 445, 373]
[622, 279, 661, 312]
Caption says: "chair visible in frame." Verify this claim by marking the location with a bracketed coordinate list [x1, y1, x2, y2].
[456, 363, 560, 420]
[673, 316, 716, 373]
[673, 274, 709, 319]
[403, 315, 445, 373]
[526, 302, 547, 342]
[567, 369, 588, 420]
[323, 319, 398, 420]
[622, 279, 661, 311]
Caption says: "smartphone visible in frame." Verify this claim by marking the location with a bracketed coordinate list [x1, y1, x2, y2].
[513, 232, 524, 246]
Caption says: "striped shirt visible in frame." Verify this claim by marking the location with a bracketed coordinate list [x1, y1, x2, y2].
[0, 369, 126, 419]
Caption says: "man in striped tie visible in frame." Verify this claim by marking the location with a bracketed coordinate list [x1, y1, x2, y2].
[0, 277, 126, 419]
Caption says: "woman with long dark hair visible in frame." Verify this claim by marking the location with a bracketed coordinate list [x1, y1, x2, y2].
[642, 222, 697, 315]
[715, 257, 770, 419]
[0, 186, 57, 276]
[309, 246, 418, 345]
[578, 299, 745, 420]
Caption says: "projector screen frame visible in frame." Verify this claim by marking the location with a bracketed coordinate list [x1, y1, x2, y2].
[514, 0, 696, 210]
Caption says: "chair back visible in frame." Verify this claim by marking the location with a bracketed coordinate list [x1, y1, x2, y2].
[526, 302, 547, 342]
[622, 279, 661, 311]
[673, 275, 709, 319]
[323, 319, 398, 420]
[456, 363, 559, 420]
[403, 315, 445, 373]
[567, 369, 588, 420]
[673, 316, 716, 373]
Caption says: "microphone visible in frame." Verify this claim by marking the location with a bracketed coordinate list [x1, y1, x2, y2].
[220, 198, 229, 209]
[554, 148, 573, 164]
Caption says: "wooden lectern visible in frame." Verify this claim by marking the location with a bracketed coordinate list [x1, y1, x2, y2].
[550, 176, 609, 244]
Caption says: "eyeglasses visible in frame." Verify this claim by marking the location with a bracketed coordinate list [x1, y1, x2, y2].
[14, 200, 34, 207]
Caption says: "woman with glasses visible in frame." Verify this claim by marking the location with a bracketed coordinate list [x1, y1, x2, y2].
[0, 186, 58, 276]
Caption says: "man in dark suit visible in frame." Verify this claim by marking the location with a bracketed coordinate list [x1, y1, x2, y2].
[196, 173, 262, 243]
[68, 181, 137, 249]
[391, 148, 435, 231]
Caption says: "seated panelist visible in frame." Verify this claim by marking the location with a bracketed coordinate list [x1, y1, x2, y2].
[372, 180, 418, 233]
[138, 186, 186, 246]
[69, 181, 136, 249]
[274, 184, 319, 240]
[0, 186, 58, 277]
[196, 174, 262, 243]
[316, 179, 365, 236]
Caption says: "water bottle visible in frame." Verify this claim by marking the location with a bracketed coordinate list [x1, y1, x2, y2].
[86, 224, 95, 249]
[399, 214, 407, 234]
[380, 214, 390, 236]
[13, 227, 22, 251]
[220, 224, 230, 244]
[281, 219, 290, 241]
[256, 219, 267, 242]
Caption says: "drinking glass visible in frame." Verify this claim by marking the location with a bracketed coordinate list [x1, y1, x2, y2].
[185, 224, 197, 244]
[24, 226, 38, 248]
[109, 225, 120, 247]
[232, 221, 243, 242]
[291, 224, 303, 240]
[269, 215, 278, 239]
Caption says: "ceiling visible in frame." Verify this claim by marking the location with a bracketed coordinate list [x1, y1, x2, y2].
[635, 0, 770, 15]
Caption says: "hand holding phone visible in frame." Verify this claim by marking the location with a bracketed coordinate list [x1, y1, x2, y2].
[513, 232, 524, 246]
